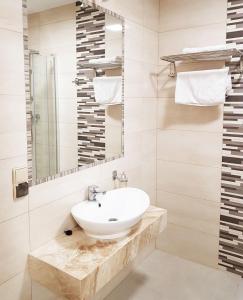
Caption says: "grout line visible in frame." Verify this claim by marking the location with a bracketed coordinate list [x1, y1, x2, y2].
[0, 270, 25, 287]
[0, 211, 29, 226]
[166, 221, 220, 238]
[156, 187, 220, 204]
[157, 157, 222, 168]
[156, 188, 221, 205]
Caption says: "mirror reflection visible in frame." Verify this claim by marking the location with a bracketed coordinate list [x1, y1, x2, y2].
[26, 0, 124, 184]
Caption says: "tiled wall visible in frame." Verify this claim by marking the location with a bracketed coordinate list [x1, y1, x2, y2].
[219, 0, 243, 277]
[0, 0, 159, 299]
[156, 0, 228, 268]
[76, 2, 106, 166]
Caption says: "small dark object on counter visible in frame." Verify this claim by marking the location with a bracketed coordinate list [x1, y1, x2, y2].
[64, 230, 73, 236]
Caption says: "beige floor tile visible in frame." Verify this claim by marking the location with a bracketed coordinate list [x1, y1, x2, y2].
[106, 250, 241, 300]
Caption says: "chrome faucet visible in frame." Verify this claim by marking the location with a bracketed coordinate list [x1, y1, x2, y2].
[88, 185, 106, 202]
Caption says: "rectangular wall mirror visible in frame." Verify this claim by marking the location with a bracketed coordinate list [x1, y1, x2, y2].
[24, 0, 124, 185]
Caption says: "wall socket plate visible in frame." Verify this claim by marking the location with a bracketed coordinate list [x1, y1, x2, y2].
[12, 167, 29, 199]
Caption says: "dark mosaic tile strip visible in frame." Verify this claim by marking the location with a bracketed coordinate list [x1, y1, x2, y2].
[219, 0, 243, 277]
[76, 2, 106, 166]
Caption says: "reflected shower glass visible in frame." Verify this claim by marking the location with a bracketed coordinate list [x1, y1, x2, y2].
[30, 52, 59, 181]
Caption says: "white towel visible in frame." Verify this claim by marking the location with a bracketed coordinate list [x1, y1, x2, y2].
[89, 56, 122, 65]
[182, 44, 235, 54]
[93, 76, 122, 105]
[175, 68, 230, 106]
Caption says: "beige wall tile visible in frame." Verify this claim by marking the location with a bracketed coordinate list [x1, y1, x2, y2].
[0, 272, 31, 300]
[156, 223, 219, 268]
[142, 63, 158, 98]
[157, 190, 220, 235]
[38, 19, 75, 50]
[124, 59, 144, 98]
[118, 0, 144, 25]
[157, 129, 222, 167]
[29, 191, 84, 250]
[0, 214, 29, 284]
[124, 21, 144, 62]
[29, 165, 102, 210]
[0, 95, 26, 134]
[159, 0, 227, 32]
[143, 0, 159, 31]
[0, 29, 25, 96]
[38, 4, 75, 26]
[157, 99, 223, 133]
[143, 28, 158, 65]
[0, 29, 25, 75]
[159, 23, 226, 59]
[0, 1, 23, 32]
[0, 132, 27, 160]
[0, 156, 28, 223]
[157, 160, 221, 202]
[125, 99, 157, 133]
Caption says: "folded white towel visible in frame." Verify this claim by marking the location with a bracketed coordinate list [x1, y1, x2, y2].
[93, 76, 122, 105]
[89, 56, 122, 65]
[175, 68, 230, 106]
[182, 44, 235, 54]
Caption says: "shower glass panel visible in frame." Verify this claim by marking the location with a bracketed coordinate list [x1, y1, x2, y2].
[30, 52, 58, 181]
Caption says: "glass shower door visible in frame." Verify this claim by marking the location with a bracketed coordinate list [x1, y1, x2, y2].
[30, 52, 58, 181]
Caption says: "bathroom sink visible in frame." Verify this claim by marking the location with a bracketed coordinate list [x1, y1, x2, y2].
[71, 187, 150, 239]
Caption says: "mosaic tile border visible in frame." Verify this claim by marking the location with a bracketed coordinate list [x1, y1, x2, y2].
[23, 0, 124, 186]
[22, 0, 33, 183]
[218, 0, 243, 277]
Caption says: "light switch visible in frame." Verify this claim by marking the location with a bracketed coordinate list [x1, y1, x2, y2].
[12, 167, 29, 199]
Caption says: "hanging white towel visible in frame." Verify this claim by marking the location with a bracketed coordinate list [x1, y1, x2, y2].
[89, 56, 122, 65]
[182, 44, 235, 54]
[175, 68, 230, 106]
[93, 76, 122, 105]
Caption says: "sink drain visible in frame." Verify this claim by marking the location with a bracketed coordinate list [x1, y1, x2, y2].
[108, 218, 118, 222]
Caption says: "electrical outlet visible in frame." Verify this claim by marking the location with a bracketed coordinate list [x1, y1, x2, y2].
[12, 167, 29, 199]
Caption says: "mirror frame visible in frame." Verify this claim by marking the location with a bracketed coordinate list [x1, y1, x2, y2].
[22, 0, 125, 186]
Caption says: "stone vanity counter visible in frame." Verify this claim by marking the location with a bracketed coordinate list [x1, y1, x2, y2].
[28, 206, 167, 300]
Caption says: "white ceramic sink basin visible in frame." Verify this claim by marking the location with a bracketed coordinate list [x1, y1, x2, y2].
[71, 187, 150, 240]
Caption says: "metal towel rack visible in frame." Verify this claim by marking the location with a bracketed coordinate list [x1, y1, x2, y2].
[160, 48, 243, 77]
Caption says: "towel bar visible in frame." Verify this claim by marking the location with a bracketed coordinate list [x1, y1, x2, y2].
[161, 48, 243, 77]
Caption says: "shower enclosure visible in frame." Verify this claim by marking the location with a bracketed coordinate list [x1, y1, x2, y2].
[30, 51, 59, 181]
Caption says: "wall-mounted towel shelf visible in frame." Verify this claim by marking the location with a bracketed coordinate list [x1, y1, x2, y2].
[79, 62, 122, 71]
[160, 48, 243, 77]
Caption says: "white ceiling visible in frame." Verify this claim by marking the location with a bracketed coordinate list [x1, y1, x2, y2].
[27, 0, 75, 14]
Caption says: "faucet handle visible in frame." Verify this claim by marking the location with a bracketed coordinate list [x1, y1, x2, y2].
[88, 185, 106, 201]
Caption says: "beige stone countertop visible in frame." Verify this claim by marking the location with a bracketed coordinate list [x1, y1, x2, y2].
[28, 206, 167, 300]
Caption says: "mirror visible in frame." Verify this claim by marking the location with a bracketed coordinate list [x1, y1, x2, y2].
[25, 0, 124, 185]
